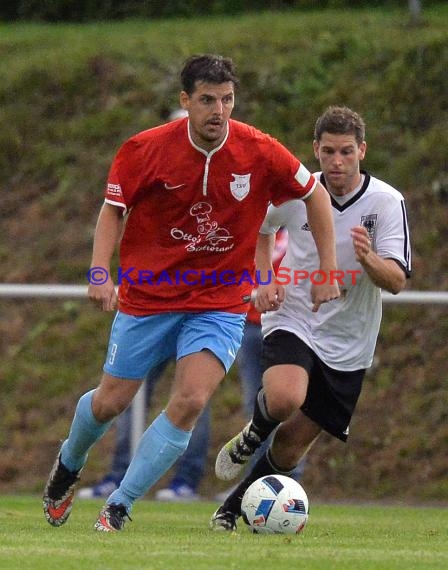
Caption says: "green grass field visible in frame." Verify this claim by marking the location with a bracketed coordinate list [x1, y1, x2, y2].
[0, 496, 446, 569]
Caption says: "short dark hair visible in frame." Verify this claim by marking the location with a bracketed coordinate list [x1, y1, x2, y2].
[314, 106, 365, 145]
[180, 54, 239, 95]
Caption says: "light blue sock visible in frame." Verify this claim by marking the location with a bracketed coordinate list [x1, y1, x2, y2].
[107, 411, 191, 510]
[60, 390, 113, 472]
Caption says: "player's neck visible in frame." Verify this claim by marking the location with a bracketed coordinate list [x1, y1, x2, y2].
[328, 172, 363, 197]
[188, 121, 229, 154]
[328, 174, 364, 205]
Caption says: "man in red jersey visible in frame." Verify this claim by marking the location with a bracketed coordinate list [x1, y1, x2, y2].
[43, 54, 339, 532]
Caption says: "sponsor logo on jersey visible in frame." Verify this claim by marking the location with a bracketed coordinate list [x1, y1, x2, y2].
[230, 173, 251, 201]
[107, 183, 123, 198]
[301, 221, 311, 231]
[170, 201, 235, 253]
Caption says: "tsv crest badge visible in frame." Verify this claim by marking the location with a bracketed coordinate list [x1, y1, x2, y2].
[230, 173, 251, 201]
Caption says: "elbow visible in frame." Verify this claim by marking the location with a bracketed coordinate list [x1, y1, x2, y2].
[388, 276, 407, 295]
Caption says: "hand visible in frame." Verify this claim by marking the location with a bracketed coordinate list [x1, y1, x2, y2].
[351, 225, 371, 263]
[254, 282, 285, 313]
[88, 279, 117, 311]
[310, 279, 340, 313]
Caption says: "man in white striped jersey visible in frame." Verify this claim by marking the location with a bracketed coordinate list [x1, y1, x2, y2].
[211, 106, 411, 531]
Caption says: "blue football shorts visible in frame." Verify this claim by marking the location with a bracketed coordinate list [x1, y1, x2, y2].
[103, 310, 246, 380]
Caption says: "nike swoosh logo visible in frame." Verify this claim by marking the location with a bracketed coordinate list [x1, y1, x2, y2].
[164, 183, 186, 190]
[47, 496, 73, 520]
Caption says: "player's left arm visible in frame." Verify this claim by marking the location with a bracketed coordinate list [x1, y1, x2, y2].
[351, 225, 407, 294]
[352, 194, 411, 294]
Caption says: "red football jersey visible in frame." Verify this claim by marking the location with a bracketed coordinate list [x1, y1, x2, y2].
[104, 118, 316, 315]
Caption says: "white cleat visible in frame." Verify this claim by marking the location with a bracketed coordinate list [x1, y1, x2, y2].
[215, 423, 261, 481]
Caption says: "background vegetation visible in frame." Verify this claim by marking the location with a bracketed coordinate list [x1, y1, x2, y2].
[0, 0, 443, 23]
[0, 5, 447, 503]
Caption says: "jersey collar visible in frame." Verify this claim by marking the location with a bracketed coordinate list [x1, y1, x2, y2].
[320, 170, 371, 212]
[187, 120, 230, 157]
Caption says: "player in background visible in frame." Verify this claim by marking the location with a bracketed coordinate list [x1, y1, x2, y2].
[229, 227, 306, 489]
[211, 105, 411, 531]
[43, 54, 339, 532]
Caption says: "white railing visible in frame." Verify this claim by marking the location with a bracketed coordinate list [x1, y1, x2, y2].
[2, 283, 447, 454]
[1, 283, 448, 304]
[0, 284, 89, 298]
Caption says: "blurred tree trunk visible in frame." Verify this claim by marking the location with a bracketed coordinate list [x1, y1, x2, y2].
[408, 0, 422, 24]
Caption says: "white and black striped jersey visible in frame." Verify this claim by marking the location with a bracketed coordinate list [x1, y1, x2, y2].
[259, 171, 411, 371]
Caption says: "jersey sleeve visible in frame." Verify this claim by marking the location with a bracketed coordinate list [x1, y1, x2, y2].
[105, 165, 126, 211]
[375, 196, 412, 276]
[104, 137, 147, 213]
[267, 139, 317, 206]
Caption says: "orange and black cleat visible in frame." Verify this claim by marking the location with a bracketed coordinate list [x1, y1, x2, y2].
[94, 503, 131, 532]
[43, 452, 81, 527]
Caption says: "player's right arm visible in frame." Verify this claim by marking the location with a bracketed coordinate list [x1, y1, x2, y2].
[255, 232, 284, 312]
[88, 202, 124, 311]
[255, 205, 289, 313]
[304, 182, 340, 311]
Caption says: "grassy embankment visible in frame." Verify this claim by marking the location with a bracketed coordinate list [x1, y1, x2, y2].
[0, 6, 447, 502]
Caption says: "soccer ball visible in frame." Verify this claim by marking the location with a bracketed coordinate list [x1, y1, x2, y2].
[241, 474, 309, 535]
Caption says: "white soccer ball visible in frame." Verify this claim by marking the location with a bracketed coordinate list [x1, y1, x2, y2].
[241, 474, 309, 535]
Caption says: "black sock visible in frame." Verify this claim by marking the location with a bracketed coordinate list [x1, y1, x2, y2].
[250, 388, 280, 440]
[223, 448, 293, 515]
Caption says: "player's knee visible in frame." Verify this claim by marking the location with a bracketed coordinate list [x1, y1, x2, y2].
[92, 390, 130, 422]
[265, 390, 303, 422]
[184, 393, 208, 417]
[266, 399, 297, 422]
[167, 391, 207, 427]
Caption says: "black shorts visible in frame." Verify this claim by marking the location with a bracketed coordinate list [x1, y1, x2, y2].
[262, 329, 366, 442]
